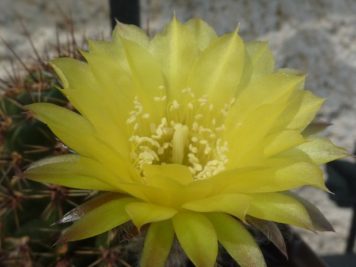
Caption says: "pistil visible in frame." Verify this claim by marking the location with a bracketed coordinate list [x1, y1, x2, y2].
[171, 123, 189, 164]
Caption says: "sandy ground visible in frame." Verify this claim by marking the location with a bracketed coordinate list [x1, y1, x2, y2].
[1, 0, 355, 256]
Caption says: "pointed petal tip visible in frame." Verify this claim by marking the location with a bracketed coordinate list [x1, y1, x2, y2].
[48, 60, 69, 88]
[173, 212, 218, 267]
[113, 19, 137, 30]
[234, 23, 241, 34]
[78, 48, 89, 58]
[170, 13, 184, 26]
[140, 221, 174, 267]
[305, 220, 334, 233]
[314, 217, 335, 232]
[320, 183, 334, 194]
[286, 192, 335, 232]
[56, 210, 83, 225]
[303, 121, 332, 136]
[113, 18, 123, 27]
[247, 217, 288, 258]
[23, 103, 39, 114]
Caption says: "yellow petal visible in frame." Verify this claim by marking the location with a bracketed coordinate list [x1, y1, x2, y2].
[173, 212, 218, 267]
[50, 58, 130, 157]
[225, 73, 305, 166]
[119, 37, 166, 120]
[246, 41, 275, 79]
[208, 213, 266, 267]
[179, 179, 218, 203]
[25, 155, 119, 190]
[185, 18, 217, 51]
[285, 192, 333, 231]
[117, 182, 172, 204]
[264, 130, 305, 157]
[188, 31, 246, 105]
[287, 91, 325, 131]
[182, 193, 250, 220]
[112, 21, 149, 48]
[27, 103, 95, 157]
[84, 39, 129, 74]
[215, 160, 325, 194]
[271, 159, 325, 190]
[297, 138, 348, 164]
[143, 164, 193, 185]
[140, 221, 174, 267]
[226, 102, 289, 166]
[247, 193, 315, 230]
[125, 202, 177, 229]
[150, 17, 198, 97]
[140, 164, 197, 206]
[26, 103, 131, 180]
[229, 71, 305, 121]
[82, 42, 135, 126]
[60, 197, 134, 242]
[59, 193, 124, 224]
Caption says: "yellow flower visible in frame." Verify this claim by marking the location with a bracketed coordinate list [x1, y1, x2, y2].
[25, 18, 347, 267]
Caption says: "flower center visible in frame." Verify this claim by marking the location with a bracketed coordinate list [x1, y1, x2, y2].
[126, 88, 233, 180]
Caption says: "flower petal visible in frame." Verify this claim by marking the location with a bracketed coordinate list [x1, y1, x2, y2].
[58, 193, 123, 224]
[185, 18, 217, 51]
[140, 164, 197, 206]
[213, 160, 325, 194]
[27, 103, 97, 157]
[285, 192, 333, 231]
[247, 217, 287, 257]
[247, 192, 315, 230]
[150, 17, 198, 97]
[287, 91, 325, 131]
[26, 103, 131, 180]
[303, 121, 331, 136]
[143, 164, 193, 185]
[264, 130, 305, 157]
[297, 138, 348, 164]
[246, 41, 275, 79]
[125, 202, 177, 229]
[117, 182, 172, 204]
[188, 31, 246, 105]
[182, 193, 250, 220]
[60, 196, 134, 242]
[118, 37, 166, 120]
[112, 21, 149, 48]
[227, 72, 305, 124]
[140, 221, 174, 267]
[208, 213, 266, 267]
[25, 155, 119, 190]
[225, 73, 305, 166]
[50, 58, 130, 156]
[81, 42, 135, 126]
[173, 212, 218, 267]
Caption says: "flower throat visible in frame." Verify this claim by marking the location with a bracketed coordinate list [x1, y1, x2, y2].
[127, 87, 234, 180]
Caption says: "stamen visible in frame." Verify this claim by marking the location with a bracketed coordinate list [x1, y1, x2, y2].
[127, 93, 234, 180]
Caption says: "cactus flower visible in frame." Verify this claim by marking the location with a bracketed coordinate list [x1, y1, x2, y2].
[25, 18, 347, 267]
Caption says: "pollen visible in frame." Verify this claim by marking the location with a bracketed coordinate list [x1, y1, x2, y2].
[127, 92, 233, 180]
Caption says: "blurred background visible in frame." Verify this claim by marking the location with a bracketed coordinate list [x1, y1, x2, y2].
[0, 0, 355, 262]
